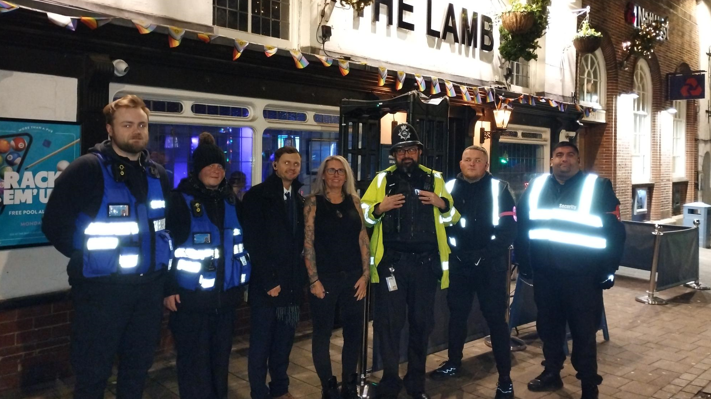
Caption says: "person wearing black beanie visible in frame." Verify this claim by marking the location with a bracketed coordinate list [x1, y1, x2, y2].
[164, 132, 251, 399]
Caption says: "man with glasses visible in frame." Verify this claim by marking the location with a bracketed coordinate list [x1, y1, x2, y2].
[430, 146, 517, 399]
[361, 123, 458, 399]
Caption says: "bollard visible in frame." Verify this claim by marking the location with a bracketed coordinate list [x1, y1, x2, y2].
[635, 224, 668, 305]
[683, 220, 711, 291]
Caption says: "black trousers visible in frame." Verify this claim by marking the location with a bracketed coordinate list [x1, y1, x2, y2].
[533, 270, 603, 386]
[446, 256, 511, 376]
[373, 251, 439, 396]
[248, 305, 297, 399]
[170, 309, 235, 399]
[310, 270, 365, 387]
[70, 277, 164, 399]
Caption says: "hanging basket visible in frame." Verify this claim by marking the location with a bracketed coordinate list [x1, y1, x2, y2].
[501, 11, 535, 34]
[573, 36, 602, 54]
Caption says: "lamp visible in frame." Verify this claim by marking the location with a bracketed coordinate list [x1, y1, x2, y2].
[665, 107, 677, 114]
[480, 107, 513, 144]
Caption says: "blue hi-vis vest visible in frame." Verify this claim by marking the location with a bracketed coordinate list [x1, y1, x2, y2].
[173, 193, 251, 291]
[527, 173, 607, 250]
[73, 154, 173, 278]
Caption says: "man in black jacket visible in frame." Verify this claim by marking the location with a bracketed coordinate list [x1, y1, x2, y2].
[515, 142, 625, 399]
[243, 146, 305, 399]
[42, 95, 172, 398]
[430, 145, 517, 399]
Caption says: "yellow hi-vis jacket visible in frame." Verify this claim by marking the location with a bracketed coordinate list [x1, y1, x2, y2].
[360, 164, 460, 289]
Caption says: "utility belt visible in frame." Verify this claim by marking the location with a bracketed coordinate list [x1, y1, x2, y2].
[378, 249, 441, 279]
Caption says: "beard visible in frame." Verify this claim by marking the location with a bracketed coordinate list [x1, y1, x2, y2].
[396, 157, 419, 174]
[114, 135, 148, 154]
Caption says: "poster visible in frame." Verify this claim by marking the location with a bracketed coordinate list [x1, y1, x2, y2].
[0, 120, 81, 248]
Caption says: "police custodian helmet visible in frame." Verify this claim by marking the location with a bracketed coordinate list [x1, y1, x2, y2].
[390, 123, 424, 154]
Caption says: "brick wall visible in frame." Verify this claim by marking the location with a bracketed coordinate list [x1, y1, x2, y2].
[582, 0, 700, 219]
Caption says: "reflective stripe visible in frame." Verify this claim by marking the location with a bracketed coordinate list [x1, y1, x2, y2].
[376, 172, 387, 188]
[153, 218, 166, 232]
[492, 178, 500, 226]
[175, 247, 214, 260]
[439, 214, 453, 224]
[214, 248, 220, 259]
[150, 200, 165, 209]
[168, 258, 173, 271]
[528, 174, 549, 212]
[460, 217, 467, 228]
[241, 274, 247, 283]
[530, 208, 602, 227]
[370, 256, 375, 266]
[445, 179, 456, 194]
[240, 256, 248, 266]
[441, 261, 449, 271]
[85, 221, 139, 236]
[529, 228, 607, 249]
[233, 228, 241, 236]
[362, 203, 378, 225]
[199, 275, 215, 289]
[578, 174, 598, 214]
[119, 254, 139, 268]
[234, 243, 244, 255]
[449, 237, 457, 247]
[177, 259, 201, 273]
[86, 237, 119, 250]
[491, 235, 496, 240]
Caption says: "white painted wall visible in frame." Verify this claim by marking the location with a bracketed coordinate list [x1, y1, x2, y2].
[51, 0, 213, 26]
[539, 0, 579, 97]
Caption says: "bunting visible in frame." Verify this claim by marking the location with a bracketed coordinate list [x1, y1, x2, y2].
[486, 89, 495, 103]
[233, 40, 249, 60]
[290, 49, 309, 69]
[430, 77, 441, 95]
[530, 96, 536, 106]
[315, 55, 333, 67]
[47, 12, 77, 31]
[558, 103, 566, 112]
[168, 26, 185, 48]
[444, 80, 455, 97]
[0, 1, 18, 12]
[460, 85, 471, 102]
[338, 59, 350, 76]
[79, 17, 112, 30]
[548, 99, 558, 107]
[396, 71, 406, 90]
[264, 45, 277, 57]
[414, 74, 425, 92]
[197, 33, 216, 43]
[133, 20, 156, 34]
[378, 67, 387, 86]
[473, 87, 482, 104]
[584, 108, 591, 117]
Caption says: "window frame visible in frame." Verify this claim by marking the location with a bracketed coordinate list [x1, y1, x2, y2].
[632, 59, 652, 183]
[672, 100, 686, 178]
[212, 0, 292, 45]
[578, 49, 606, 109]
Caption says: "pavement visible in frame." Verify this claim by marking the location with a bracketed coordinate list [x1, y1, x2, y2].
[11, 248, 711, 399]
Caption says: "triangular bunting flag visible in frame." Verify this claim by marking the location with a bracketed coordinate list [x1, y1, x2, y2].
[473, 88, 482, 104]
[47, 13, 77, 31]
[486, 89, 495, 103]
[548, 99, 558, 107]
[168, 27, 185, 48]
[233, 39, 249, 60]
[584, 108, 591, 117]
[197, 33, 217, 43]
[558, 103, 566, 112]
[133, 20, 157, 34]
[338, 59, 350, 76]
[290, 49, 309, 69]
[79, 17, 112, 30]
[444, 81, 455, 97]
[430, 77, 441, 95]
[531, 96, 536, 106]
[264, 45, 278, 57]
[315, 55, 333, 67]
[415, 74, 425, 92]
[396, 71, 406, 90]
[378, 67, 387, 86]
[0, 1, 18, 13]
[460, 85, 471, 102]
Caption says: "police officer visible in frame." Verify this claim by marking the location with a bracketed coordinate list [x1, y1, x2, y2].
[163, 132, 250, 399]
[43, 95, 172, 398]
[361, 123, 458, 399]
[515, 142, 625, 399]
[430, 145, 516, 399]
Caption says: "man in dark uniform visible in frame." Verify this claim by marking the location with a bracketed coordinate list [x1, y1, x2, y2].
[430, 145, 517, 399]
[243, 146, 305, 399]
[361, 124, 458, 399]
[515, 141, 625, 399]
[43, 95, 173, 398]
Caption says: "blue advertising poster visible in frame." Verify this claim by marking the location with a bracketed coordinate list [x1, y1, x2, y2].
[0, 120, 81, 248]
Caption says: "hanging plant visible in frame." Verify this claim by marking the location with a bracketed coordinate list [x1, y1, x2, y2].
[339, 0, 374, 12]
[621, 18, 668, 60]
[498, 0, 551, 63]
[573, 17, 603, 54]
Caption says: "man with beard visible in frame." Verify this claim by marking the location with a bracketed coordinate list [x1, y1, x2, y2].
[361, 123, 458, 399]
[515, 142, 625, 399]
[43, 95, 173, 398]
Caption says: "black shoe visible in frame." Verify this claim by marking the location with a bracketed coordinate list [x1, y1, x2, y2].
[341, 374, 359, 399]
[581, 384, 599, 399]
[322, 376, 340, 399]
[494, 378, 514, 399]
[410, 392, 430, 399]
[429, 361, 461, 380]
[527, 370, 563, 392]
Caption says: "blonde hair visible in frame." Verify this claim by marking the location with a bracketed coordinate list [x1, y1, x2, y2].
[103, 95, 150, 125]
[311, 155, 357, 198]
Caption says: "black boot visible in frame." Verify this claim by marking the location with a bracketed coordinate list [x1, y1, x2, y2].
[341, 374, 359, 399]
[527, 370, 563, 392]
[323, 376, 340, 399]
[494, 376, 514, 399]
[581, 383, 599, 399]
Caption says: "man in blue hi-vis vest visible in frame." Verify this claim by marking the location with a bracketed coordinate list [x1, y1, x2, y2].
[515, 141, 625, 399]
[43, 95, 172, 398]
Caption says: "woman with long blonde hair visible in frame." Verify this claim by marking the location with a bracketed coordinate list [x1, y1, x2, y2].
[303, 155, 370, 399]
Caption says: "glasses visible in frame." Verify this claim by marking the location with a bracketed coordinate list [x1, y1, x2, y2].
[325, 168, 346, 176]
[395, 147, 419, 156]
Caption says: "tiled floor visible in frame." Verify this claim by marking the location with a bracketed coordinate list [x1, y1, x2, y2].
[12, 249, 711, 399]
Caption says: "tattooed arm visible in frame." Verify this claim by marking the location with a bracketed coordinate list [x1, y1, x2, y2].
[353, 195, 370, 300]
[304, 195, 325, 298]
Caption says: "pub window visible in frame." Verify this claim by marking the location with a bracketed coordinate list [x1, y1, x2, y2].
[511, 59, 530, 88]
[213, 0, 290, 40]
[579, 54, 600, 105]
[672, 100, 686, 178]
[632, 60, 652, 183]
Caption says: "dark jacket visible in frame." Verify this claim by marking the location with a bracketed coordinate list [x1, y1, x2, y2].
[242, 172, 306, 308]
[446, 172, 517, 275]
[514, 171, 626, 278]
[165, 175, 242, 311]
[42, 140, 172, 286]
